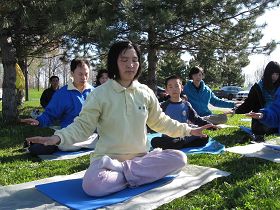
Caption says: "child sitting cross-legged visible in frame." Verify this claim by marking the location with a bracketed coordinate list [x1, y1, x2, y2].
[151, 75, 214, 150]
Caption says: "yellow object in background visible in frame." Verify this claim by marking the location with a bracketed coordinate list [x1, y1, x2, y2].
[15, 63, 25, 90]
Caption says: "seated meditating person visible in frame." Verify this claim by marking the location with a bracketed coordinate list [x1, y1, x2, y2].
[183, 66, 240, 124]
[151, 75, 212, 150]
[246, 86, 280, 136]
[30, 75, 60, 119]
[26, 40, 213, 197]
[21, 58, 96, 155]
[40, 75, 60, 109]
[229, 61, 280, 142]
[95, 69, 109, 87]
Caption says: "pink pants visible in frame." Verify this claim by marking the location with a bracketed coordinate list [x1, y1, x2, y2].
[82, 149, 187, 197]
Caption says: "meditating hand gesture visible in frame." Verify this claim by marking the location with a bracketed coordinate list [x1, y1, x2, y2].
[190, 124, 214, 138]
[26, 135, 61, 146]
[245, 111, 263, 120]
[20, 118, 40, 126]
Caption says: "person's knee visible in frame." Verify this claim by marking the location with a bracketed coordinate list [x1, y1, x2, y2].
[83, 169, 127, 197]
[164, 149, 187, 167]
[82, 182, 105, 197]
[82, 171, 108, 197]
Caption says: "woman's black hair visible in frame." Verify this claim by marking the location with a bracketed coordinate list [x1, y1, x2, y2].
[107, 40, 142, 80]
[188, 66, 204, 80]
[262, 61, 280, 90]
[70, 58, 90, 72]
[49, 75, 59, 82]
[96, 69, 108, 86]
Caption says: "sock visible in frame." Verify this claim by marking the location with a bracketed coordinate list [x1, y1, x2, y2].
[99, 155, 124, 172]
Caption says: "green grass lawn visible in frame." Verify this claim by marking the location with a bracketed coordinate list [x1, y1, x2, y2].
[0, 90, 280, 209]
[0, 88, 43, 112]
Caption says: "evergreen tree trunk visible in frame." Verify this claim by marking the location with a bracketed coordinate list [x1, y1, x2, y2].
[147, 24, 158, 93]
[0, 35, 18, 123]
[37, 69, 40, 91]
[24, 58, 29, 101]
[147, 47, 158, 92]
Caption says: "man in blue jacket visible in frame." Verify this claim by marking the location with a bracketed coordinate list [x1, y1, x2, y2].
[21, 58, 95, 155]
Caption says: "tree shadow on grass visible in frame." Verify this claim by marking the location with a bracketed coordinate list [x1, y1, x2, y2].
[188, 150, 279, 193]
[0, 123, 54, 149]
[215, 155, 276, 182]
[203, 156, 279, 208]
[213, 129, 252, 148]
[0, 150, 41, 163]
[179, 156, 280, 209]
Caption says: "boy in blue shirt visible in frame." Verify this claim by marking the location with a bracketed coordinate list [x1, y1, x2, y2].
[151, 75, 212, 149]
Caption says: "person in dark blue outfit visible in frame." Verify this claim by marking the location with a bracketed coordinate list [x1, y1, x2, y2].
[246, 87, 280, 135]
[151, 75, 213, 149]
[231, 61, 280, 142]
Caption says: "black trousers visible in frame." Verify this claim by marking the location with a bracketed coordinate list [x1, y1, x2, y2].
[151, 135, 208, 150]
[28, 143, 58, 155]
[251, 119, 278, 135]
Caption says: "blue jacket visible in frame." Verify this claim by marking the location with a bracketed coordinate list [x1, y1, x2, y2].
[183, 80, 235, 116]
[260, 87, 280, 133]
[37, 82, 94, 128]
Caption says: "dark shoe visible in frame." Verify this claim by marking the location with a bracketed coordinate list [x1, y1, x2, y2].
[22, 140, 29, 148]
[237, 134, 254, 144]
[251, 135, 265, 143]
[19, 140, 30, 153]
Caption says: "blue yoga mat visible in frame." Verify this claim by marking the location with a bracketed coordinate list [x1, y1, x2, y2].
[264, 143, 280, 151]
[181, 138, 225, 154]
[53, 148, 93, 156]
[147, 132, 162, 142]
[36, 175, 176, 210]
[148, 133, 224, 154]
[239, 126, 254, 135]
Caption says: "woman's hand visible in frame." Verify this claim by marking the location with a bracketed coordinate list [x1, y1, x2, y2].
[223, 110, 234, 115]
[26, 135, 61, 146]
[190, 124, 214, 137]
[20, 118, 39, 126]
[245, 112, 263, 119]
[234, 100, 243, 106]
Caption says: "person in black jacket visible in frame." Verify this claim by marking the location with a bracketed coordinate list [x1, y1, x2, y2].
[95, 69, 108, 87]
[40, 75, 59, 108]
[151, 75, 213, 149]
[231, 61, 280, 141]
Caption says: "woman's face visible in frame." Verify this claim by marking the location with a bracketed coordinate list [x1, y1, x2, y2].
[50, 78, 59, 90]
[271, 72, 280, 83]
[191, 71, 203, 87]
[71, 64, 90, 88]
[99, 73, 109, 85]
[117, 48, 139, 85]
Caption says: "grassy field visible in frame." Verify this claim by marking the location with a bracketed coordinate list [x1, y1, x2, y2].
[0, 89, 279, 209]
